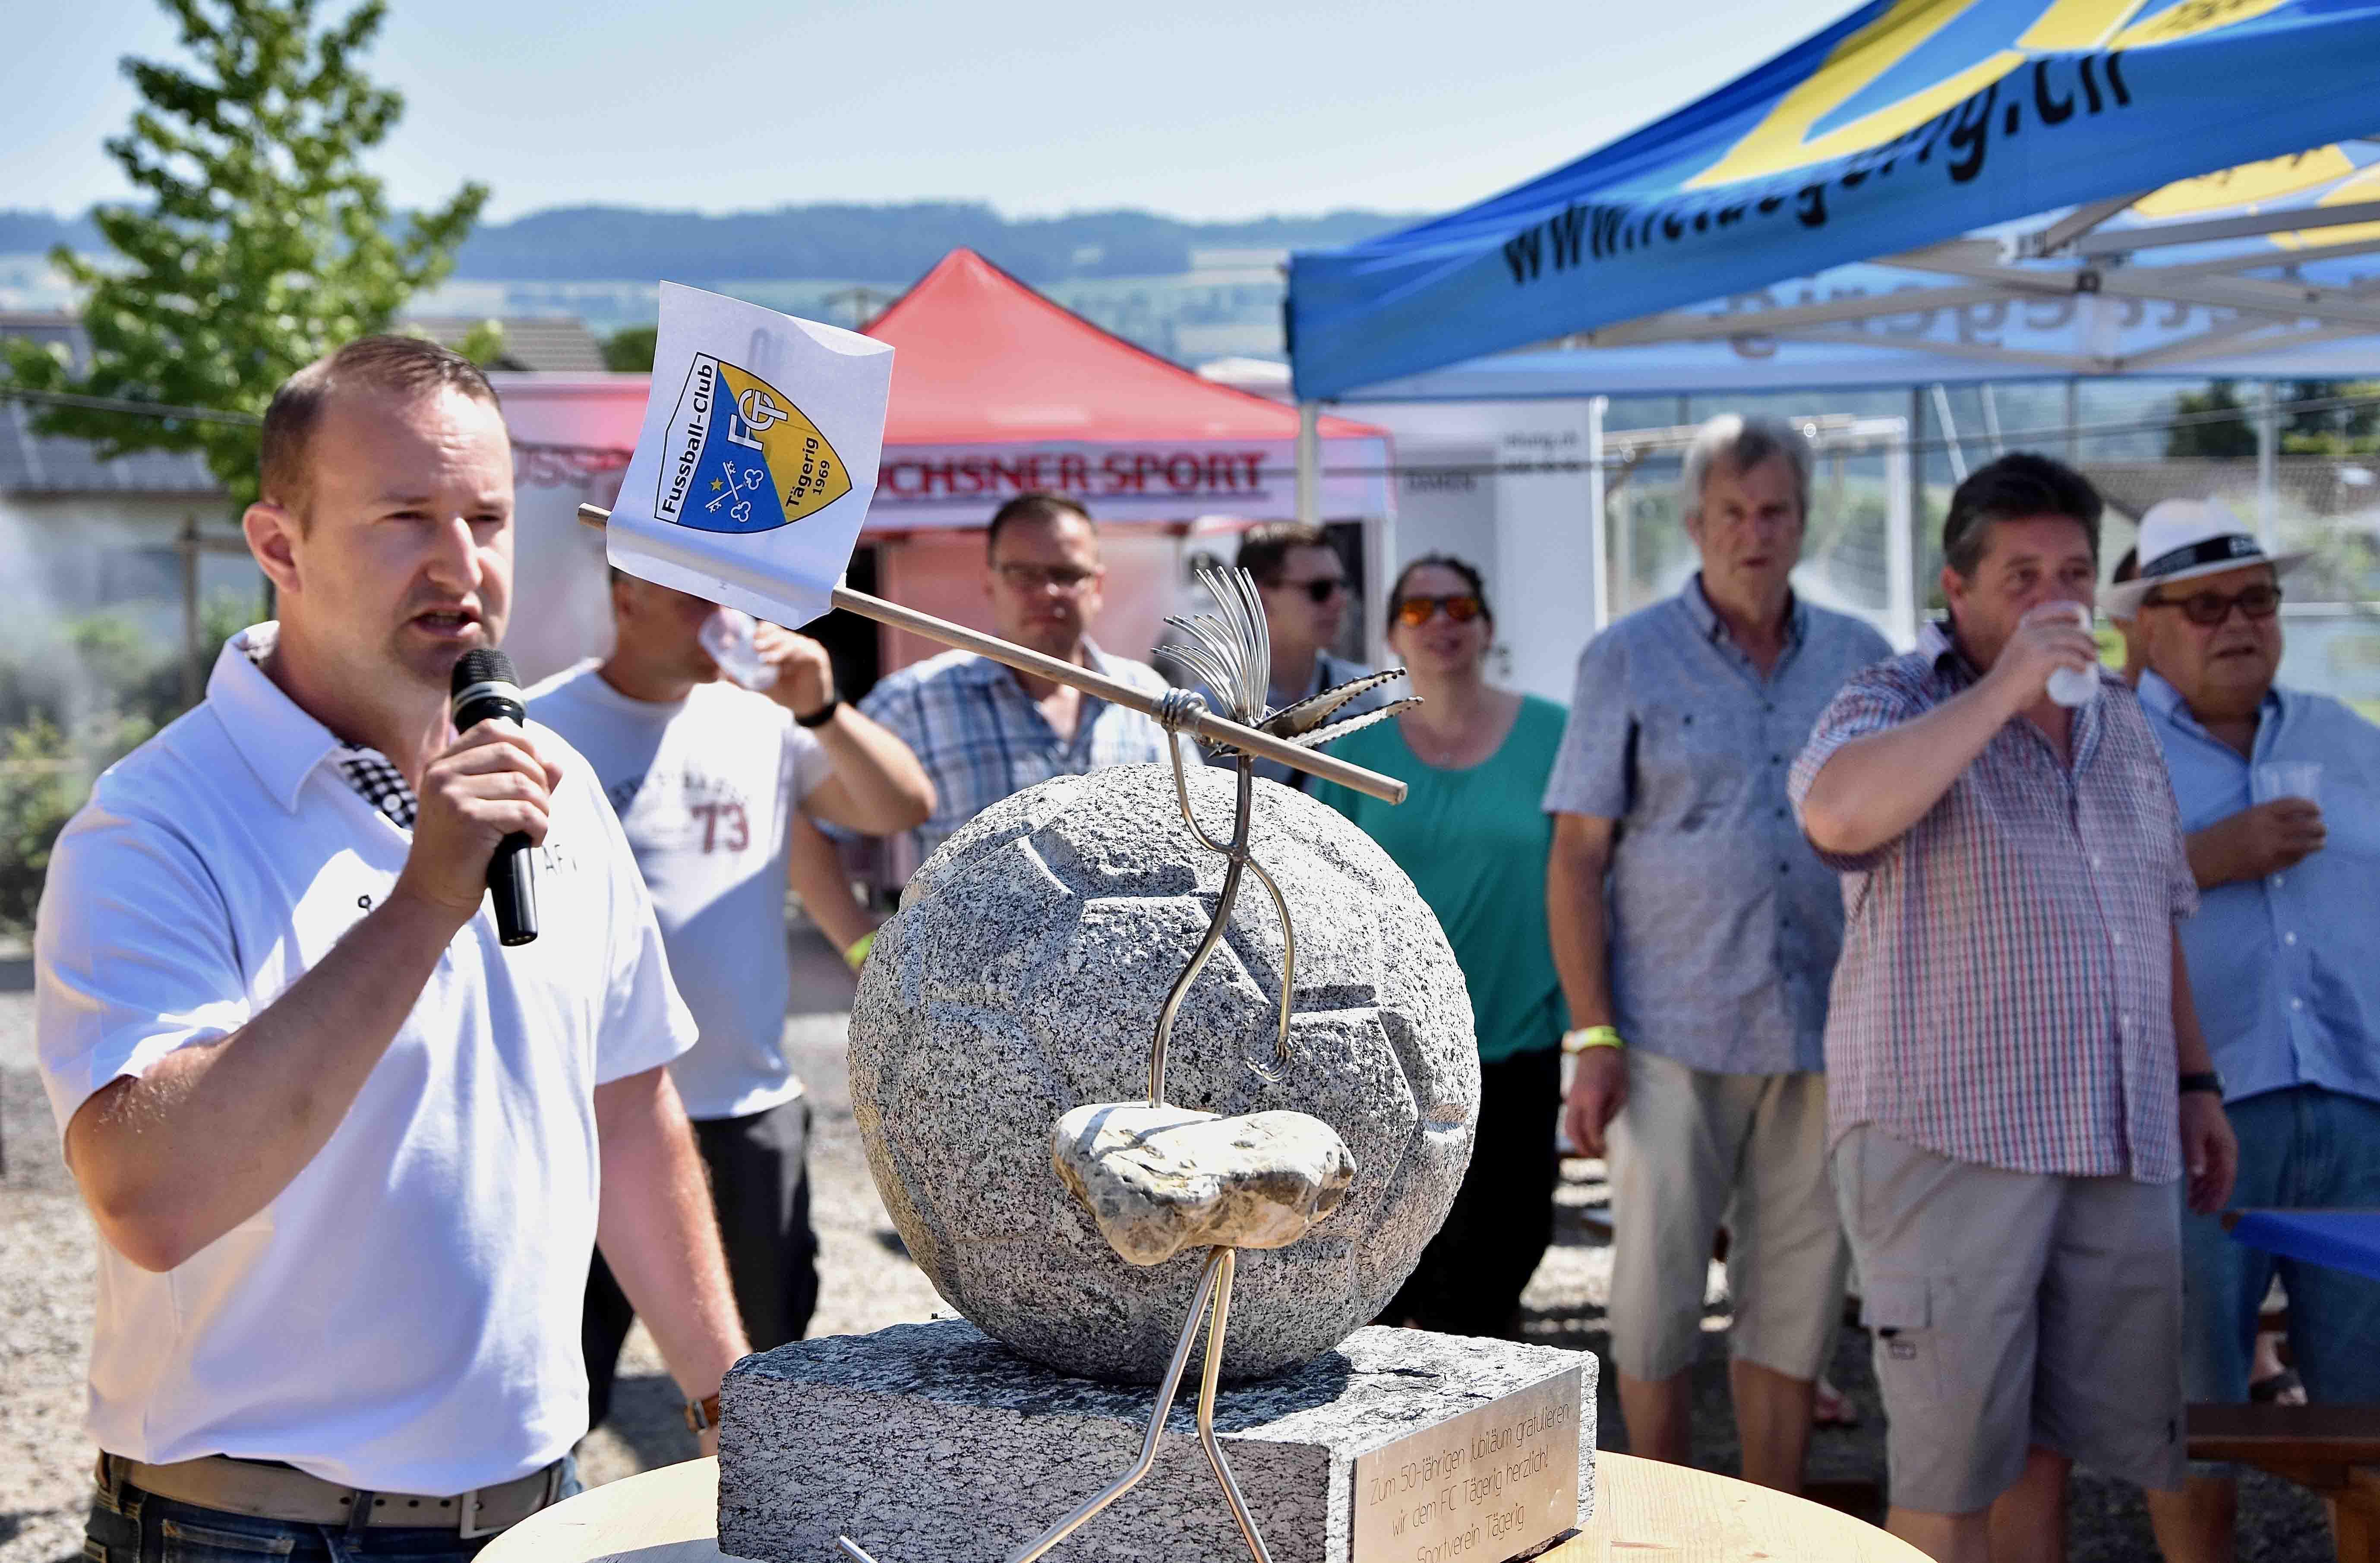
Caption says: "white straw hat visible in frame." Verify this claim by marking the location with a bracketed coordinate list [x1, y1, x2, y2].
[2102, 498, 2307, 618]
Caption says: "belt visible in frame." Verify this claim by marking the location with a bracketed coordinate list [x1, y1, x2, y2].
[100, 1453, 565, 1538]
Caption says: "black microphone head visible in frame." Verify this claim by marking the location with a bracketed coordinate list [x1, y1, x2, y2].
[451, 647, 519, 697]
[451, 647, 525, 730]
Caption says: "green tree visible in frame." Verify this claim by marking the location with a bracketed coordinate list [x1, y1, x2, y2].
[603, 324, 657, 372]
[0, 0, 488, 511]
[2281, 378, 2380, 455]
[2166, 380, 2258, 460]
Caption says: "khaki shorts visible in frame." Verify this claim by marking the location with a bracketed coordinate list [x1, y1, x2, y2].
[1834, 1124, 2184, 1516]
[1606, 1049, 1848, 1383]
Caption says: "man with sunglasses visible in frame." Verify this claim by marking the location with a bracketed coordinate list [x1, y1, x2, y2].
[857, 492, 1184, 867]
[2115, 500, 2380, 1563]
[1207, 523, 1389, 788]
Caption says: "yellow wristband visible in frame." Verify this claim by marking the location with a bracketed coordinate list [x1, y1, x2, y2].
[1561, 1025, 1623, 1055]
[844, 930, 876, 972]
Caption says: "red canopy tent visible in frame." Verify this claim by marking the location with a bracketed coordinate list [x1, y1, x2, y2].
[861, 249, 1391, 530]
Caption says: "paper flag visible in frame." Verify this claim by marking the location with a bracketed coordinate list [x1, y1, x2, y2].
[606, 282, 894, 628]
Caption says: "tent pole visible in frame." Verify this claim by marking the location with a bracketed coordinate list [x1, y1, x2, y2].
[1907, 386, 1928, 618]
[1295, 402, 1321, 527]
[2256, 380, 2279, 546]
[1930, 384, 1970, 482]
[1587, 397, 1610, 631]
[1885, 419, 1916, 649]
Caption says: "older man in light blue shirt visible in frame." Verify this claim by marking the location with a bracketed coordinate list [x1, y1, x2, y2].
[2120, 499, 2380, 1561]
[1546, 414, 1891, 1494]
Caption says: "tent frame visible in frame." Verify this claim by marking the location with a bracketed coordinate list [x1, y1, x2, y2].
[1290, 190, 2380, 524]
[1553, 200, 2380, 379]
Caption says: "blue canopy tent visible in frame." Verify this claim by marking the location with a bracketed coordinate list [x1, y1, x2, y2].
[1287, 0, 2380, 410]
[1280, 0, 2380, 670]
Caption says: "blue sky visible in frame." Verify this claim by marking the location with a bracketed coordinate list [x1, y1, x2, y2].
[12, 0, 1851, 223]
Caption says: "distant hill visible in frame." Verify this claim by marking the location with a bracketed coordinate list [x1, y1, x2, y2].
[447, 202, 1417, 283]
[0, 210, 101, 253]
[1, 202, 1420, 284]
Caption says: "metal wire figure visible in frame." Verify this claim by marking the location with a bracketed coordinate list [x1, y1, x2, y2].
[838, 568, 1413, 1563]
[1152, 566, 1416, 1100]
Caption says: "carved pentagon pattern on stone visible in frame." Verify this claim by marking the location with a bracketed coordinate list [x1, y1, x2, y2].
[850, 763, 1480, 1384]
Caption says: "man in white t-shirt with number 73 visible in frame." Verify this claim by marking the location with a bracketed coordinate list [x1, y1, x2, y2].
[529, 572, 931, 1424]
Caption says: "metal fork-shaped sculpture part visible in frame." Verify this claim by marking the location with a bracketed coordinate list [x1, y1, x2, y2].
[1152, 565, 1421, 1105]
[840, 569, 1411, 1563]
[835, 1247, 1269, 1563]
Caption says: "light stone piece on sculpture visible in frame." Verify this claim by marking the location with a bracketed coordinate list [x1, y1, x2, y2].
[850, 763, 1480, 1384]
[1053, 1104, 1355, 1266]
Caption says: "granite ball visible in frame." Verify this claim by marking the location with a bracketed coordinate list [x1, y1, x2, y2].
[849, 762, 1479, 1384]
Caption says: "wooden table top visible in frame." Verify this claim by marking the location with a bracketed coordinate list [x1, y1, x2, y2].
[481, 1453, 1928, 1563]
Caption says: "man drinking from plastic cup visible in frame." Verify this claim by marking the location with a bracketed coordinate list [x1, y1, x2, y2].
[2113, 499, 2380, 1563]
[1791, 453, 2237, 1563]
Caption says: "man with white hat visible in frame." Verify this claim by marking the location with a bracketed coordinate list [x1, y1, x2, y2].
[2121, 501, 2380, 1563]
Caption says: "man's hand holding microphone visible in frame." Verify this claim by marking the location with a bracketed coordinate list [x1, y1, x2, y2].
[393, 650, 559, 944]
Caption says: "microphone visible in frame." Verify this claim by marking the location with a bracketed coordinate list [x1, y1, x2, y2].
[449, 648, 538, 946]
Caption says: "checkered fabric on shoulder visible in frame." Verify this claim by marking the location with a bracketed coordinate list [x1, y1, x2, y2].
[337, 747, 418, 830]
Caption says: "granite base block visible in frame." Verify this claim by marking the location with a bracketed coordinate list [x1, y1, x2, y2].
[719, 1320, 1597, 1563]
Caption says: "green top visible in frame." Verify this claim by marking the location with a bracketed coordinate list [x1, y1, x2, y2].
[1312, 695, 1569, 1064]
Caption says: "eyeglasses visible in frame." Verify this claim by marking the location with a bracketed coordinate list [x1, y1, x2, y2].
[1272, 576, 1347, 604]
[994, 562, 1098, 594]
[2141, 582, 2283, 626]
[1394, 594, 1485, 627]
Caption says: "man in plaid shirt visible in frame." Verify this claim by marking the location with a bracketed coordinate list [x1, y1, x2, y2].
[859, 493, 1184, 868]
[1791, 453, 2236, 1563]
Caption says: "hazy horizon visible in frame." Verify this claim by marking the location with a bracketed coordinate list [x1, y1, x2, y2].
[13, 0, 1850, 225]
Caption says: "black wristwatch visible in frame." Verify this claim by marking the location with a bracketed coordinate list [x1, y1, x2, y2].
[794, 695, 841, 729]
[2179, 1070, 2225, 1096]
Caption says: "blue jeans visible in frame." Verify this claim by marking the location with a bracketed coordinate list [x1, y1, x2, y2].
[83, 1459, 580, 1563]
[2180, 1086, 2380, 1406]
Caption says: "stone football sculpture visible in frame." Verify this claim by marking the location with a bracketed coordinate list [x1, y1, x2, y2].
[848, 575, 1480, 1391]
[844, 568, 1479, 1563]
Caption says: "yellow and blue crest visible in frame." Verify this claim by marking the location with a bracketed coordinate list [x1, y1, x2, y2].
[654, 354, 852, 535]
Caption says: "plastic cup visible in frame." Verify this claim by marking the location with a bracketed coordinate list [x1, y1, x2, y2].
[698, 606, 778, 691]
[2043, 601, 2100, 708]
[2252, 761, 2322, 805]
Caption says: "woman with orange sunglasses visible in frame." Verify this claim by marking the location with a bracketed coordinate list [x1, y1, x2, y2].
[1311, 555, 1569, 1336]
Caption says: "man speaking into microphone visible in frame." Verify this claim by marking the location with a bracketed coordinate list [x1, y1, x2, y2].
[34, 336, 747, 1563]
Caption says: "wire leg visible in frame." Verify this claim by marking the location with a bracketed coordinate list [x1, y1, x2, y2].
[1194, 1249, 1275, 1563]
[999, 1248, 1234, 1563]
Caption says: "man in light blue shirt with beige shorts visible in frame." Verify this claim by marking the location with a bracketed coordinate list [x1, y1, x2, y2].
[1546, 414, 1890, 1494]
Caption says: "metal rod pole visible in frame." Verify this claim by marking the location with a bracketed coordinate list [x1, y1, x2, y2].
[1295, 402, 1320, 527]
[180, 517, 202, 710]
[576, 503, 1406, 804]
[1586, 396, 1610, 632]
[2256, 380, 2280, 547]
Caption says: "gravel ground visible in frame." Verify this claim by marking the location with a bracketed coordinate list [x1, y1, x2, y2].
[0, 936, 2335, 1562]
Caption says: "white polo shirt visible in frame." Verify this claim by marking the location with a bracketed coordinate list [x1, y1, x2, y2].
[526, 663, 830, 1122]
[34, 626, 695, 1496]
